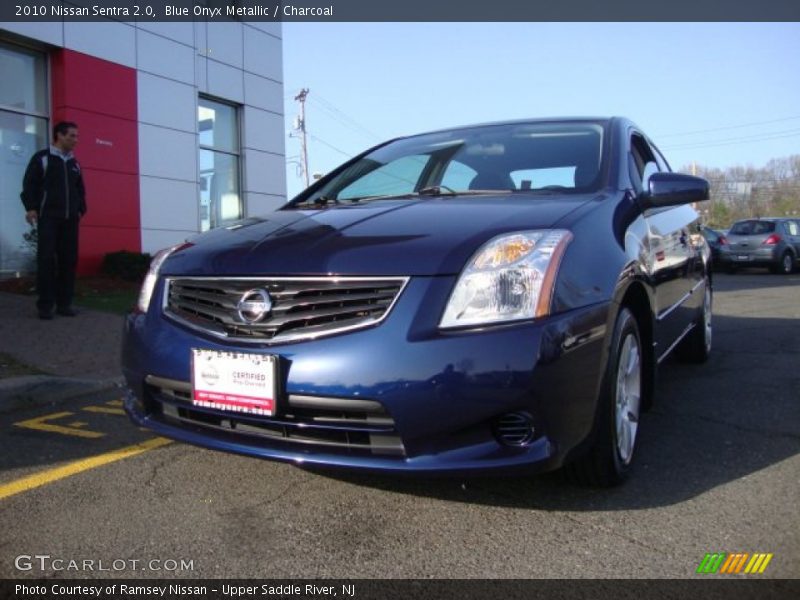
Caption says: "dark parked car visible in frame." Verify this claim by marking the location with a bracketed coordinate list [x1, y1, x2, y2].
[123, 117, 711, 486]
[719, 218, 800, 274]
[700, 226, 728, 269]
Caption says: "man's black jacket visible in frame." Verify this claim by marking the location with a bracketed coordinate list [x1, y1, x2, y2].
[20, 148, 87, 219]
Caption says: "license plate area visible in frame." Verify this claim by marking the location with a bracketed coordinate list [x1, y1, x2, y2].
[191, 349, 277, 416]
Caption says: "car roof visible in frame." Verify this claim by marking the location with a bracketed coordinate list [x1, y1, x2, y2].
[733, 217, 790, 223]
[402, 116, 615, 139]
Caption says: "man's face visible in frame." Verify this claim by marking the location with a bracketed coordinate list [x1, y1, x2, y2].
[57, 128, 79, 152]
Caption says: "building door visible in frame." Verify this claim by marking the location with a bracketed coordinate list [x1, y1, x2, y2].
[0, 42, 48, 277]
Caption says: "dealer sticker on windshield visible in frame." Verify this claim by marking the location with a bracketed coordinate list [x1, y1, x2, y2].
[191, 349, 277, 416]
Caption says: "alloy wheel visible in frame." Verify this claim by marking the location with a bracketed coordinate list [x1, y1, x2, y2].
[615, 333, 641, 465]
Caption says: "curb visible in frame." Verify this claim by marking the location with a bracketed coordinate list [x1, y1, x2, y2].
[0, 375, 125, 413]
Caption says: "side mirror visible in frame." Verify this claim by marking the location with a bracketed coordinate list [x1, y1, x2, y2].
[641, 172, 709, 209]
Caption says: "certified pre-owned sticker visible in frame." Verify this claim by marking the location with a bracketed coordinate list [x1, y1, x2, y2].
[191, 349, 276, 416]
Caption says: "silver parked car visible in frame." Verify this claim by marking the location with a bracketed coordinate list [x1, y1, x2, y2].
[720, 218, 800, 274]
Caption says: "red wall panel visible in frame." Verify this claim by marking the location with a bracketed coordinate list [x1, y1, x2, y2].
[55, 108, 138, 175]
[51, 50, 137, 121]
[80, 226, 142, 276]
[50, 49, 140, 275]
[79, 169, 140, 230]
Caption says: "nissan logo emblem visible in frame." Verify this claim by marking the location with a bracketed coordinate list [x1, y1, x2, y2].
[237, 289, 273, 323]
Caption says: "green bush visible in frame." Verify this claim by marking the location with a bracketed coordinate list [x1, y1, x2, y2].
[101, 250, 152, 282]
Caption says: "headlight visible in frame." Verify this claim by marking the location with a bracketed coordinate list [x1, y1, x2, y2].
[439, 230, 573, 328]
[136, 243, 188, 313]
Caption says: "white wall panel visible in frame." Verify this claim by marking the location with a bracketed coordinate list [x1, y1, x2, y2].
[1, 21, 64, 47]
[196, 56, 208, 94]
[245, 23, 282, 39]
[244, 148, 286, 197]
[243, 27, 282, 82]
[207, 60, 244, 104]
[242, 107, 285, 155]
[246, 192, 285, 217]
[244, 73, 283, 114]
[137, 73, 196, 133]
[140, 176, 198, 232]
[206, 22, 243, 68]
[141, 228, 194, 255]
[64, 21, 136, 68]
[138, 124, 197, 182]
[136, 29, 194, 84]
[136, 22, 194, 47]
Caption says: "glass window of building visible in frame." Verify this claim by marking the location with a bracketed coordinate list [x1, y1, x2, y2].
[198, 97, 242, 231]
[0, 42, 48, 276]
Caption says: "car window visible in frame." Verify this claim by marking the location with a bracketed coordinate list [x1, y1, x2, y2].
[440, 160, 477, 190]
[785, 220, 799, 236]
[510, 167, 576, 190]
[337, 155, 429, 200]
[295, 121, 607, 204]
[730, 221, 776, 235]
[629, 133, 659, 193]
[702, 228, 719, 242]
[650, 141, 672, 173]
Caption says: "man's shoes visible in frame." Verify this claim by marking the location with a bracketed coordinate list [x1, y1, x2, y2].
[56, 306, 78, 317]
[38, 309, 54, 320]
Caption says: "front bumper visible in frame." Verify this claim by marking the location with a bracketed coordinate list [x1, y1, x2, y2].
[123, 276, 610, 475]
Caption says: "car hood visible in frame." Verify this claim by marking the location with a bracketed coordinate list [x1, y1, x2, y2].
[161, 195, 595, 277]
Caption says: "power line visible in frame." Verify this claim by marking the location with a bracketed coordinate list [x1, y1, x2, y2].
[656, 115, 800, 138]
[663, 129, 800, 151]
[307, 93, 383, 142]
[306, 132, 355, 158]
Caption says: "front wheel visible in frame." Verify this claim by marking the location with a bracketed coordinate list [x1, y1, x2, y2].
[565, 307, 643, 487]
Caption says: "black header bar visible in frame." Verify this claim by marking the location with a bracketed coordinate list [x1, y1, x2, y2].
[1, 0, 799, 22]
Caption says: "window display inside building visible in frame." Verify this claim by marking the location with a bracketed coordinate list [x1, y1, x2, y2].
[0, 42, 48, 276]
[198, 97, 242, 231]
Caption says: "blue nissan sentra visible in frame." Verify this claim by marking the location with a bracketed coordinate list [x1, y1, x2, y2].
[123, 117, 711, 486]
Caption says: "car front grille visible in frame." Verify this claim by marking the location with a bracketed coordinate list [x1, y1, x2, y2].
[144, 375, 405, 457]
[163, 276, 407, 344]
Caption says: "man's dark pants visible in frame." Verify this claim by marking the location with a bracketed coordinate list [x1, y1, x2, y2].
[36, 216, 79, 312]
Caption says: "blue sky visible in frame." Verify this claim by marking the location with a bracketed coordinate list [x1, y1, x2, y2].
[282, 23, 800, 198]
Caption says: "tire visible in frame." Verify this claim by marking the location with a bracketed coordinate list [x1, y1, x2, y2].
[778, 252, 794, 275]
[676, 279, 712, 364]
[565, 307, 643, 487]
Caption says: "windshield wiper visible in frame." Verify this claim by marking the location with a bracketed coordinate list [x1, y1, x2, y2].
[418, 185, 458, 196]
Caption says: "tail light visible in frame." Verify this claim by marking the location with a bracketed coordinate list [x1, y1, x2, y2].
[718, 235, 728, 245]
[763, 234, 781, 245]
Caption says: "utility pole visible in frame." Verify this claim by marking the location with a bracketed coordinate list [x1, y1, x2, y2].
[293, 88, 310, 188]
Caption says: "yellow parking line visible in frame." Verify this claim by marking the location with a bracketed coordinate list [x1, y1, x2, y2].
[0, 437, 172, 501]
[82, 406, 126, 415]
[15, 412, 105, 438]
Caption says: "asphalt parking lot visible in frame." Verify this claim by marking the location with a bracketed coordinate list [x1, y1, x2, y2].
[0, 271, 798, 580]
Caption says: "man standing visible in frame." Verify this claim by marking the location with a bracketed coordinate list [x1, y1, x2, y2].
[20, 121, 87, 320]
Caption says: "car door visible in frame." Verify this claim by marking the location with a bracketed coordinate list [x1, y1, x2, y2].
[784, 220, 800, 261]
[630, 132, 701, 360]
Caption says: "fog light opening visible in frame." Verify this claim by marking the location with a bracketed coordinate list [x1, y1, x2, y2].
[493, 412, 536, 447]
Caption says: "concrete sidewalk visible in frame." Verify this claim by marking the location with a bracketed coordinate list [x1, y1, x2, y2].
[0, 291, 125, 410]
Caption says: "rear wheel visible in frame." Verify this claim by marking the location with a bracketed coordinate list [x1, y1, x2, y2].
[676, 279, 712, 363]
[565, 307, 642, 487]
[778, 251, 794, 274]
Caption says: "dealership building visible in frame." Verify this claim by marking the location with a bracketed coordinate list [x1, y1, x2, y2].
[0, 19, 286, 276]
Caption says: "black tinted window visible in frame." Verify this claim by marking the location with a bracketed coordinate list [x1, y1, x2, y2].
[730, 221, 776, 235]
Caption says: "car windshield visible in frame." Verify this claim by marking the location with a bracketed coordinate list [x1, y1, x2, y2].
[291, 121, 607, 206]
[730, 220, 776, 235]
